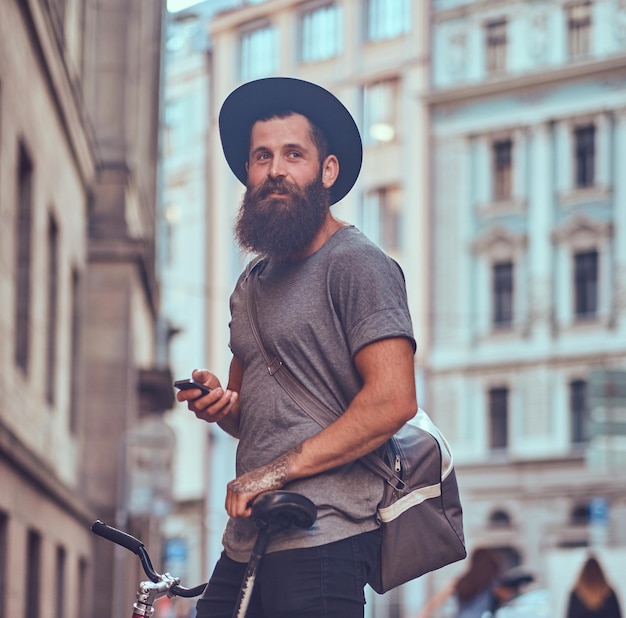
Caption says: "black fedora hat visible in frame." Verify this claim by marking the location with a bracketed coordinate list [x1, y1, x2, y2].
[219, 77, 362, 204]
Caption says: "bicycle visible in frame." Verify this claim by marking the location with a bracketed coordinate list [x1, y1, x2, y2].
[91, 490, 317, 618]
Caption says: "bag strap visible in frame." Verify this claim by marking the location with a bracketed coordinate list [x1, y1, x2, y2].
[245, 260, 400, 486]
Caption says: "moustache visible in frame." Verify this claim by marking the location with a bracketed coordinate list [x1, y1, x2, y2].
[251, 177, 303, 201]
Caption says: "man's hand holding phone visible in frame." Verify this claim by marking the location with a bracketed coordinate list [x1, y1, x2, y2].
[174, 369, 239, 430]
[173, 377, 213, 397]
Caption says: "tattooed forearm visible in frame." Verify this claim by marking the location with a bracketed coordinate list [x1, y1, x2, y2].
[228, 443, 303, 495]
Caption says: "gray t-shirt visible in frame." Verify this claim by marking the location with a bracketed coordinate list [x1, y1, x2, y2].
[223, 226, 415, 562]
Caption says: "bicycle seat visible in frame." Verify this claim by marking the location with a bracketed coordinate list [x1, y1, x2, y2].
[251, 491, 317, 531]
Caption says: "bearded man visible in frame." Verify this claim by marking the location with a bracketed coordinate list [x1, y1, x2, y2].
[177, 78, 418, 618]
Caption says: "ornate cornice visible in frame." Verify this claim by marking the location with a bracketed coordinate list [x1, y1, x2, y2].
[471, 224, 528, 254]
[427, 55, 626, 105]
[551, 213, 614, 243]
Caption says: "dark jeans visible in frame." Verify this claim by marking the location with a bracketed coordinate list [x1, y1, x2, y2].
[195, 529, 381, 618]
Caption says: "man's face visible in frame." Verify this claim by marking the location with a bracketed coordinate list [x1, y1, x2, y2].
[235, 113, 334, 260]
[246, 113, 324, 192]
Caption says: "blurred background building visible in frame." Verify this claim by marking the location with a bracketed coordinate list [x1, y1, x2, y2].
[428, 1, 626, 615]
[1, 0, 625, 616]
[161, 0, 626, 617]
[0, 0, 171, 617]
[158, 3, 239, 615]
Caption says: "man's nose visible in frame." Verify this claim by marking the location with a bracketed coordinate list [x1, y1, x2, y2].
[269, 157, 286, 178]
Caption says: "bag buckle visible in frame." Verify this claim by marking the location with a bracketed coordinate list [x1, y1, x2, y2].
[268, 358, 283, 376]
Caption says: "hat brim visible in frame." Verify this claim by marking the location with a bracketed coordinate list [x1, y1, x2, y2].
[219, 77, 362, 205]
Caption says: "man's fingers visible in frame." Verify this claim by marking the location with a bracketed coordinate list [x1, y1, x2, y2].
[183, 389, 237, 423]
[225, 488, 253, 518]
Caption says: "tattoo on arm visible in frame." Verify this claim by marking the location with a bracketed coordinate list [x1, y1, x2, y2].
[231, 443, 303, 494]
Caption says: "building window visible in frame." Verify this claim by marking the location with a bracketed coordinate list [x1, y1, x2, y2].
[163, 99, 190, 156]
[570, 379, 588, 444]
[55, 546, 66, 618]
[570, 503, 589, 526]
[485, 19, 507, 75]
[362, 79, 398, 144]
[0, 512, 7, 616]
[25, 530, 42, 618]
[489, 509, 512, 528]
[69, 269, 81, 434]
[489, 387, 508, 449]
[574, 124, 595, 188]
[567, 1, 592, 59]
[362, 186, 401, 254]
[301, 3, 341, 63]
[493, 261, 514, 327]
[15, 143, 34, 373]
[574, 250, 598, 318]
[493, 138, 512, 201]
[365, 0, 409, 42]
[240, 23, 277, 81]
[77, 557, 89, 617]
[46, 214, 59, 404]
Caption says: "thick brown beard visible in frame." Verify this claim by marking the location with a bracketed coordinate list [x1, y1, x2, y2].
[235, 173, 330, 261]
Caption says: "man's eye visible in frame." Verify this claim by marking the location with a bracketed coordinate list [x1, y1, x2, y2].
[288, 151, 302, 158]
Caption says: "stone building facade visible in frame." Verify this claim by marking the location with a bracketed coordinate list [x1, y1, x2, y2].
[159, 1, 239, 605]
[158, 0, 626, 616]
[0, 0, 170, 617]
[428, 0, 626, 614]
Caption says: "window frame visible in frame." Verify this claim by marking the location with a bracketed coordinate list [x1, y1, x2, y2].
[492, 261, 514, 328]
[69, 268, 81, 434]
[15, 142, 34, 374]
[471, 225, 528, 339]
[239, 21, 277, 81]
[569, 379, 589, 444]
[362, 78, 399, 145]
[488, 386, 509, 450]
[25, 529, 42, 618]
[46, 213, 59, 405]
[299, 2, 341, 63]
[492, 138, 513, 201]
[55, 545, 66, 618]
[77, 557, 89, 617]
[361, 185, 402, 255]
[566, 0, 593, 60]
[0, 512, 7, 616]
[489, 509, 512, 529]
[485, 18, 508, 75]
[364, 0, 410, 42]
[551, 214, 611, 329]
[573, 123, 595, 189]
[573, 249, 598, 319]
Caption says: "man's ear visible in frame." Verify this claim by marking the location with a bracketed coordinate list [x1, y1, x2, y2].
[245, 161, 249, 173]
[321, 155, 339, 189]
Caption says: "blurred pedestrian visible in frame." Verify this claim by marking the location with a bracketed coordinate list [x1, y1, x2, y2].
[490, 567, 535, 613]
[417, 548, 502, 618]
[566, 555, 622, 618]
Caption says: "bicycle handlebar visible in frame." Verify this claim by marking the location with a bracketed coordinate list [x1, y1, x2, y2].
[92, 520, 144, 554]
[91, 491, 316, 605]
[91, 520, 207, 598]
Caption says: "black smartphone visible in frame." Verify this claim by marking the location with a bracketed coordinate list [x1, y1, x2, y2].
[173, 378, 212, 397]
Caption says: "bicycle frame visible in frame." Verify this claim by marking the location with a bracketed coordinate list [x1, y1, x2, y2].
[91, 520, 206, 617]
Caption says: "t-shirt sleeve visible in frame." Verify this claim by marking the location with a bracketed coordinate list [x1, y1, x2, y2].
[328, 241, 416, 358]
